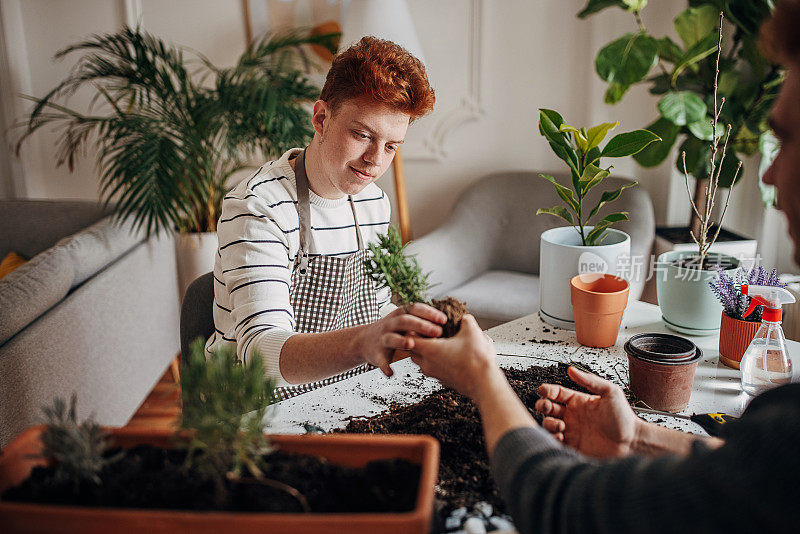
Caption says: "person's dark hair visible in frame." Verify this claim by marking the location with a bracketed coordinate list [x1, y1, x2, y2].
[320, 36, 435, 122]
[760, 0, 800, 63]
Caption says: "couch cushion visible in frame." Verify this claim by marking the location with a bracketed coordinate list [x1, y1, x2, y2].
[441, 270, 540, 324]
[56, 216, 144, 288]
[0, 245, 75, 345]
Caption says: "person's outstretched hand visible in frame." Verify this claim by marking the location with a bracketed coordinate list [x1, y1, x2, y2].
[409, 314, 503, 400]
[535, 366, 639, 459]
[357, 303, 446, 377]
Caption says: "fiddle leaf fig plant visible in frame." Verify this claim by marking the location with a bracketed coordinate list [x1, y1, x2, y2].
[578, 0, 783, 223]
[537, 108, 660, 246]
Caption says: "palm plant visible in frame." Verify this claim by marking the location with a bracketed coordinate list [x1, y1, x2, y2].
[15, 26, 337, 237]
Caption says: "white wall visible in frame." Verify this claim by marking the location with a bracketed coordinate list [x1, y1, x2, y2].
[1, 0, 795, 273]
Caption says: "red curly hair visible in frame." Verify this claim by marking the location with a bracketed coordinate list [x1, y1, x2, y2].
[320, 36, 435, 122]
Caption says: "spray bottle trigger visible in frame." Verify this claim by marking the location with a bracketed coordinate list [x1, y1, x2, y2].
[744, 295, 771, 318]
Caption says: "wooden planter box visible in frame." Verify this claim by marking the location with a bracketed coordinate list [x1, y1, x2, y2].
[0, 426, 439, 534]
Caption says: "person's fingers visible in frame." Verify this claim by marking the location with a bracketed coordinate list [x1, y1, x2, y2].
[535, 398, 566, 419]
[377, 358, 394, 377]
[542, 417, 566, 434]
[381, 332, 414, 351]
[567, 366, 614, 395]
[391, 314, 443, 338]
[410, 353, 423, 366]
[552, 432, 564, 442]
[538, 383, 578, 405]
[406, 302, 447, 324]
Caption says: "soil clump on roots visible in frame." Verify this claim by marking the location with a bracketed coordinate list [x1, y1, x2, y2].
[432, 297, 468, 338]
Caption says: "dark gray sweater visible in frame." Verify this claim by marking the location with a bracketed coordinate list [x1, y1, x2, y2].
[490, 384, 800, 534]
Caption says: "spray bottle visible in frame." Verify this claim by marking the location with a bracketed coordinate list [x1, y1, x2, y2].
[739, 285, 795, 396]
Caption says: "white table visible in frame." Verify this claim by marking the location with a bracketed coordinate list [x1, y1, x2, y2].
[268, 300, 800, 436]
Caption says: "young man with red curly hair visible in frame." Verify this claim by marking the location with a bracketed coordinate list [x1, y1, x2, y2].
[207, 37, 442, 398]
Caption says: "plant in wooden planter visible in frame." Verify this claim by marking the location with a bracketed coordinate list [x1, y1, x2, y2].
[536, 108, 658, 328]
[709, 265, 786, 368]
[365, 226, 467, 337]
[0, 340, 439, 533]
[36, 394, 120, 493]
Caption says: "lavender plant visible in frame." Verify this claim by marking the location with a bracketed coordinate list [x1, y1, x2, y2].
[709, 266, 786, 322]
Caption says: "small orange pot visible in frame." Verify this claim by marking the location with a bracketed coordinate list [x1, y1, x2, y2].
[718, 312, 761, 369]
[0, 427, 439, 534]
[570, 274, 630, 348]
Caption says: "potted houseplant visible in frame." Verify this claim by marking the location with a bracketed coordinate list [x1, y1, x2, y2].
[536, 108, 659, 329]
[14, 27, 337, 299]
[709, 265, 786, 368]
[579, 1, 781, 285]
[652, 14, 743, 335]
[0, 341, 439, 533]
[365, 226, 468, 342]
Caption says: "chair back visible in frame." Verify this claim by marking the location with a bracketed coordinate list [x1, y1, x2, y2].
[180, 272, 215, 365]
[450, 171, 653, 274]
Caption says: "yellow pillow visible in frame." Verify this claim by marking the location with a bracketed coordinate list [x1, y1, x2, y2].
[0, 251, 27, 280]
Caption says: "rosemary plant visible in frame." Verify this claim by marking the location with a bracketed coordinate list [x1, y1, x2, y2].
[180, 339, 277, 502]
[39, 394, 117, 491]
[709, 265, 786, 322]
[364, 226, 431, 306]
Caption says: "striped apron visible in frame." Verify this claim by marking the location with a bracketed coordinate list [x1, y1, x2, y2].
[273, 149, 380, 401]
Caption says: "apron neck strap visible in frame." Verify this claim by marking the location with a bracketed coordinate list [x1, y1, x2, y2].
[294, 149, 367, 273]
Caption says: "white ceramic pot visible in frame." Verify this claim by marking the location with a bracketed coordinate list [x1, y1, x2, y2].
[539, 226, 631, 329]
[175, 231, 218, 301]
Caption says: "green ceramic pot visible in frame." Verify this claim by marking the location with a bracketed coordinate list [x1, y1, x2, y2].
[656, 250, 740, 336]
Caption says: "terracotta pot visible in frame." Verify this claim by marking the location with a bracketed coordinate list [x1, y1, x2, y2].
[0, 426, 439, 534]
[625, 333, 702, 413]
[718, 312, 760, 369]
[570, 274, 630, 348]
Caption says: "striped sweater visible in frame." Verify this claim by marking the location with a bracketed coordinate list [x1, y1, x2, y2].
[206, 148, 393, 384]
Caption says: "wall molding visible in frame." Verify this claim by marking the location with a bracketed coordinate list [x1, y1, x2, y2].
[0, 0, 34, 197]
[404, 0, 484, 162]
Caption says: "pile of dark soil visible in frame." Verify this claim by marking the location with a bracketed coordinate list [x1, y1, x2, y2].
[339, 363, 600, 517]
[432, 297, 468, 338]
[3, 446, 420, 513]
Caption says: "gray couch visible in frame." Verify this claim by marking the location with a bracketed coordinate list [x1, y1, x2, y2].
[0, 200, 180, 446]
[406, 172, 655, 328]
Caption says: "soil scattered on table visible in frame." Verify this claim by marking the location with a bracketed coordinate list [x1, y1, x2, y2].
[338, 363, 613, 521]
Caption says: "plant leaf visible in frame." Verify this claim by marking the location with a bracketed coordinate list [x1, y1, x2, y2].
[674, 5, 718, 48]
[537, 206, 575, 225]
[577, 0, 627, 18]
[586, 182, 638, 222]
[604, 82, 629, 104]
[687, 118, 716, 141]
[657, 36, 684, 64]
[758, 130, 778, 207]
[585, 221, 613, 246]
[671, 32, 719, 84]
[595, 32, 659, 86]
[540, 174, 580, 215]
[633, 117, 680, 167]
[586, 121, 619, 151]
[579, 164, 610, 197]
[601, 130, 661, 158]
[657, 91, 707, 126]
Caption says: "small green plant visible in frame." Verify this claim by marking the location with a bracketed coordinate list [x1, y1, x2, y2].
[537, 109, 660, 245]
[364, 226, 431, 306]
[180, 339, 277, 501]
[39, 394, 117, 491]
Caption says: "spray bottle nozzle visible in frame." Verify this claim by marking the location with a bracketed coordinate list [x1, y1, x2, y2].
[741, 284, 795, 321]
